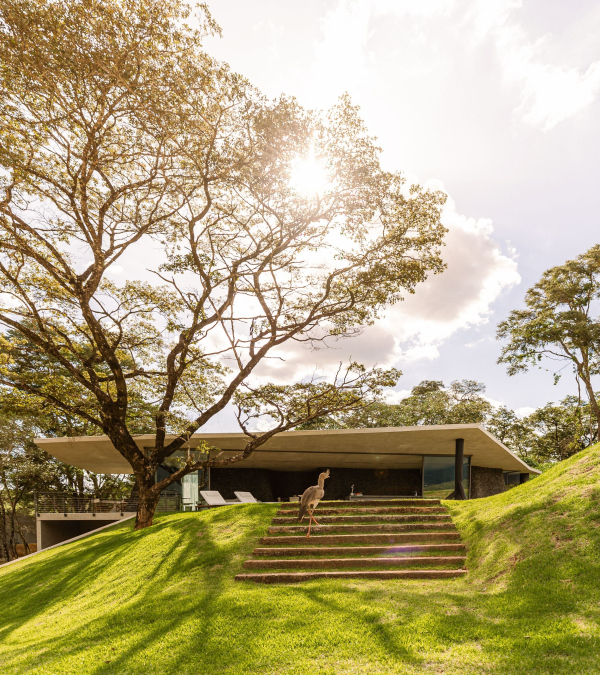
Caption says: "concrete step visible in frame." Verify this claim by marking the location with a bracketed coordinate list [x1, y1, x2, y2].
[273, 514, 452, 524]
[268, 523, 457, 535]
[275, 504, 450, 518]
[277, 503, 448, 516]
[278, 500, 441, 510]
[235, 569, 467, 583]
[253, 543, 466, 556]
[243, 556, 466, 570]
[260, 532, 461, 545]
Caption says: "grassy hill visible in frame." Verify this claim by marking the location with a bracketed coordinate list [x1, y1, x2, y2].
[1, 446, 600, 675]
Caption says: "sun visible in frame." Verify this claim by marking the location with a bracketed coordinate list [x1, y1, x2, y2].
[289, 149, 329, 196]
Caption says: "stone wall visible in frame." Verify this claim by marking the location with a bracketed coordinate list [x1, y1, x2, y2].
[470, 466, 505, 499]
[324, 468, 422, 500]
[209, 467, 423, 501]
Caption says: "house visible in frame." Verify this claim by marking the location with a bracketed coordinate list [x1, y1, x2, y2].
[33, 424, 539, 551]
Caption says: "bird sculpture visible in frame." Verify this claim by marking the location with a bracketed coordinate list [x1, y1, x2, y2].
[298, 469, 330, 538]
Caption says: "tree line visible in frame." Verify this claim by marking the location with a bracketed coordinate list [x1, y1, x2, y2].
[0, 399, 133, 561]
[300, 379, 598, 469]
[3, 370, 596, 559]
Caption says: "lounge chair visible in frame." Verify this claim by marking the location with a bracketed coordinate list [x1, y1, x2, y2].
[199, 490, 240, 506]
[234, 491, 259, 503]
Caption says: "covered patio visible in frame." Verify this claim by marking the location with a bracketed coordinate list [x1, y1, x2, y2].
[36, 423, 540, 505]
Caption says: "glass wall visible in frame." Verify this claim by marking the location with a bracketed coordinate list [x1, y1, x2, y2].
[503, 471, 521, 489]
[156, 465, 182, 495]
[422, 455, 470, 499]
[182, 471, 200, 510]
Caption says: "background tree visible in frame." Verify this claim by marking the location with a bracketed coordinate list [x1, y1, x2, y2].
[0, 0, 447, 528]
[299, 379, 492, 429]
[0, 413, 60, 560]
[497, 244, 600, 428]
[525, 396, 598, 464]
[486, 406, 538, 461]
[0, 386, 137, 561]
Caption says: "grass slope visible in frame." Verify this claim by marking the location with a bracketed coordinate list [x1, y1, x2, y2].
[1, 446, 600, 675]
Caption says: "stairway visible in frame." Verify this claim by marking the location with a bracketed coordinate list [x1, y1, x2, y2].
[235, 499, 467, 584]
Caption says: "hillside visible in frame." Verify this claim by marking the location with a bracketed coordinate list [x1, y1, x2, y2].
[1, 446, 600, 675]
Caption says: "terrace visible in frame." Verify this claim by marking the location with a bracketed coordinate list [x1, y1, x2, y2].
[34, 491, 180, 550]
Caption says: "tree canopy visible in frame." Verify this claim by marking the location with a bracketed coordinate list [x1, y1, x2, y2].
[0, 0, 447, 527]
[497, 244, 600, 429]
[299, 379, 492, 429]
[301, 377, 598, 468]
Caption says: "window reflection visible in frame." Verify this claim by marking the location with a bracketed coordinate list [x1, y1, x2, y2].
[423, 455, 470, 499]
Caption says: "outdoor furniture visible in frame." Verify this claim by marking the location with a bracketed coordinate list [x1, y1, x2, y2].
[199, 491, 240, 506]
[234, 491, 259, 503]
[181, 498, 197, 512]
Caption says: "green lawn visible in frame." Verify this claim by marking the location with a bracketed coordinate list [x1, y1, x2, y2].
[1, 446, 600, 674]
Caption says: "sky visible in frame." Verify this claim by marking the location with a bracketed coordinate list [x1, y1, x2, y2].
[189, 0, 600, 427]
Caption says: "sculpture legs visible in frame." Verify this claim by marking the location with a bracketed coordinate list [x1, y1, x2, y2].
[306, 507, 320, 538]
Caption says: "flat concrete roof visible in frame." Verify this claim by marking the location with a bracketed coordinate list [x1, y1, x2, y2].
[35, 424, 540, 475]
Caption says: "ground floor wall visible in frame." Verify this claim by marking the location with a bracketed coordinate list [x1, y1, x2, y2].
[209, 467, 423, 501]
[36, 515, 133, 550]
[470, 466, 505, 498]
[210, 464, 511, 501]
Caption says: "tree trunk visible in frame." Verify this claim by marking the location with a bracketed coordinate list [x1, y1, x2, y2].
[15, 520, 31, 554]
[129, 475, 139, 500]
[0, 509, 18, 561]
[0, 502, 10, 562]
[134, 476, 160, 530]
[577, 355, 600, 431]
[586, 387, 600, 432]
[6, 508, 18, 560]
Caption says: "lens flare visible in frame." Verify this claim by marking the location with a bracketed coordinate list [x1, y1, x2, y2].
[289, 149, 329, 196]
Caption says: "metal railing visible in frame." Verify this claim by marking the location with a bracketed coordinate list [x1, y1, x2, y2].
[35, 491, 181, 516]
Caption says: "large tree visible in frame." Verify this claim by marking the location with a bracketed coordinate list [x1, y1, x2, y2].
[497, 244, 600, 429]
[0, 0, 447, 528]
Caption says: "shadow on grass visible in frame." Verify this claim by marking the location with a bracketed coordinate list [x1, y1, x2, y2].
[2, 474, 600, 675]
[0, 505, 278, 674]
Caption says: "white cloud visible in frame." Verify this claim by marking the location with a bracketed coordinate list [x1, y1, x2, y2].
[461, 0, 600, 130]
[378, 185, 520, 362]
[312, 0, 600, 131]
[494, 22, 600, 131]
[515, 406, 536, 418]
[383, 388, 412, 404]
[484, 395, 506, 409]
[251, 182, 519, 383]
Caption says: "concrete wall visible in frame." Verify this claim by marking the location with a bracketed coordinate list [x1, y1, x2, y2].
[37, 514, 133, 550]
[471, 466, 505, 499]
[210, 467, 422, 501]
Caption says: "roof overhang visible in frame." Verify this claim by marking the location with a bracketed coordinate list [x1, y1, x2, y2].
[35, 424, 541, 475]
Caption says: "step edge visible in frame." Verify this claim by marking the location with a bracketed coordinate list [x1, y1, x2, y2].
[234, 569, 467, 582]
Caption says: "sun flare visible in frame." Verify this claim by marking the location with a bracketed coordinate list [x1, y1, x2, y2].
[289, 150, 329, 196]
